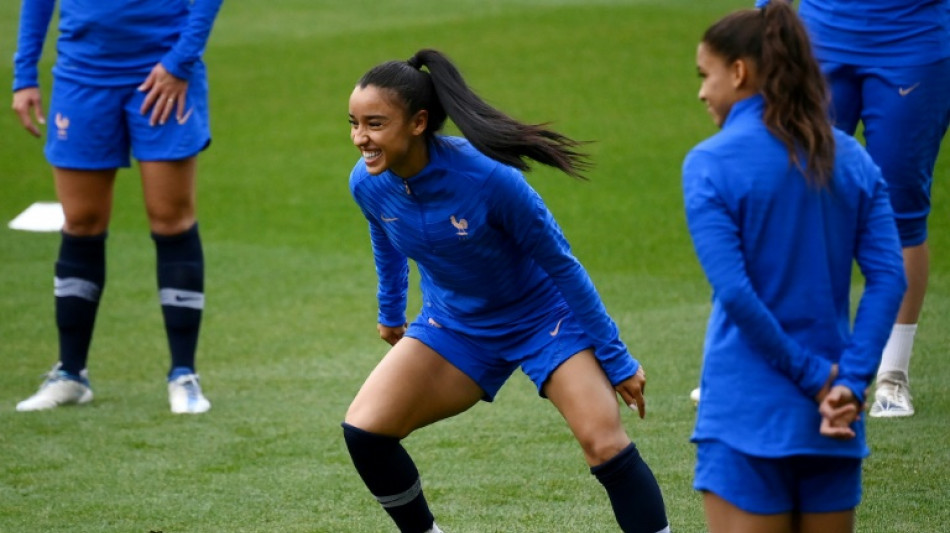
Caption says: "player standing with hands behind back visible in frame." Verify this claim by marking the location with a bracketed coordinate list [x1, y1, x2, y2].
[684, 4, 906, 532]
[11, 0, 224, 414]
[343, 49, 670, 533]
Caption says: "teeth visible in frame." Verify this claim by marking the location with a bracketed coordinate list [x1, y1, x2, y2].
[362, 150, 381, 161]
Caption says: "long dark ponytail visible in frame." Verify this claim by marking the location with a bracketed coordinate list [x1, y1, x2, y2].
[703, 3, 834, 185]
[357, 49, 590, 179]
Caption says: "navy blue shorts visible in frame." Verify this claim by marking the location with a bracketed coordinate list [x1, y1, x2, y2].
[45, 66, 211, 169]
[823, 57, 950, 247]
[405, 307, 592, 401]
[694, 440, 862, 514]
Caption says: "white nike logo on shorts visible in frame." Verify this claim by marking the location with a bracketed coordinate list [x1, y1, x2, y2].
[898, 82, 921, 97]
[177, 107, 195, 125]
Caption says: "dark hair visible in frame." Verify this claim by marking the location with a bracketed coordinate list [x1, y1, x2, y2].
[357, 49, 590, 179]
[702, 3, 834, 186]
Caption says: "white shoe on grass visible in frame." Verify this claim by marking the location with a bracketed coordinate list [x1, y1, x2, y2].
[869, 371, 914, 418]
[168, 373, 211, 414]
[16, 364, 93, 411]
[425, 524, 444, 533]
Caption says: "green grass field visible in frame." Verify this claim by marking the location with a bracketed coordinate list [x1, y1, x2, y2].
[1, 1, 948, 531]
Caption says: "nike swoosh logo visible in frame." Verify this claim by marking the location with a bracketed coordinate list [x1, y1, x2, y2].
[176, 107, 195, 125]
[175, 294, 201, 302]
[381, 216, 399, 223]
[898, 82, 921, 97]
[549, 319, 563, 337]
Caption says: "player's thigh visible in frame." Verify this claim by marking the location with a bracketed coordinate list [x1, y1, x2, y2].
[544, 349, 628, 464]
[703, 491, 794, 533]
[54, 167, 118, 235]
[797, 511, 854, 533]
[139, 158, 197, 235]
[345, 337, 483, 438]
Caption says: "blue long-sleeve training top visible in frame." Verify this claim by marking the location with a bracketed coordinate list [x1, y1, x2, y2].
[683, 95, 906, 458]
[13, 0, 224, 91]
[755, 0, 950, 67]
[349, 136, 638, 385]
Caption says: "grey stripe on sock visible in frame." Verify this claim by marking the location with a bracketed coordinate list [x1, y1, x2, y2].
[376, 478, 422, 509]
[54, 277, 101, 302]
[159, 288, 205, 310]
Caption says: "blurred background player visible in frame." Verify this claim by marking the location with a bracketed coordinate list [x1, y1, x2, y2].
[343, 49, 670, 533]
[684, 3, 906, 532]
[755, 0, 950, 417]
[10, 0, 224, 413]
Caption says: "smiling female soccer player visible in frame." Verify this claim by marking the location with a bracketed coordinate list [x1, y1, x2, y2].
[342, 49, 670, 533]
[684, 4, 907, 533]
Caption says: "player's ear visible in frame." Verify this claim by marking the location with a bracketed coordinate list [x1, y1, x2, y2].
[731, 58, 752, 90]
[410, 109, 428, 136]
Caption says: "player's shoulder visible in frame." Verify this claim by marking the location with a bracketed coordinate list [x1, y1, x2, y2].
[348, 159, 375, 196]
[432, 135, 520, 186]
[434, 136, 502, 171]
[832, 129, 880, 186]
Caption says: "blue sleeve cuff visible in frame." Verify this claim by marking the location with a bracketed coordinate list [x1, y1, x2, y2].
[160, 52, 193, 81]
[596, 348, 640, 387]
[377, 311, 406, 328]
[797, 354, 834, 398]
[13, 72, 39, 92]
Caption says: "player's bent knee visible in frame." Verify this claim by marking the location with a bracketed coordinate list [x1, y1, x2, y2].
[579, 432, 631, 466]
[343, 404, 410, 439]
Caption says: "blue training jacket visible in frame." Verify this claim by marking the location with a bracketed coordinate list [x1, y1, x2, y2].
[13, 0, 224, 90]
[349, 136, 639, 385]
[683, 95, 906, 458]
[755, 0, 950, 67]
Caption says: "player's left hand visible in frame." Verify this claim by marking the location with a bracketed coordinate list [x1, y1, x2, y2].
[377, 323, 407, 346]
[138, 63, 189, 126]
[615, 365, 647, 419]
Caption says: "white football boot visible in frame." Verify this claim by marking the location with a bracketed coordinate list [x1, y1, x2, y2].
[16, 363, 93, 411]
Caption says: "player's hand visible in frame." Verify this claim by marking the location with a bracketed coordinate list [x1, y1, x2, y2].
[12, 87, 45, 137]
[814, 363, 839, 403]
[138, 63, 188, 126]
[819, 385, 860, 440]
[615, 365, 647, 419]
[377, 323, 407, 346]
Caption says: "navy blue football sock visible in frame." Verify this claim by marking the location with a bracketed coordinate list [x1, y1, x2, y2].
[591, 442, 669, 533]
[55, 232, 107, 377]
[342, 423, 435, 533]
[153, 223, 204, 375]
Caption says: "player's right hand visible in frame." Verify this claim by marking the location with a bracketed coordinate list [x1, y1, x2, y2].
[12, 87, 45, 137]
